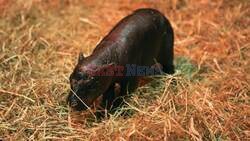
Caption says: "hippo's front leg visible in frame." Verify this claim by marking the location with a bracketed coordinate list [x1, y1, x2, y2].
[100, 83, 119, 110]
[99, 77, 139, 114]
[101, 80, 131, 111]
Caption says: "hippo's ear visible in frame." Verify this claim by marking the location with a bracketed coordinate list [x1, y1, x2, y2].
[78, 52, 85, 62]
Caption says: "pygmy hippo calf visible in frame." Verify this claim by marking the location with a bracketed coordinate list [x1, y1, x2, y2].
[67, 8, 174, 111]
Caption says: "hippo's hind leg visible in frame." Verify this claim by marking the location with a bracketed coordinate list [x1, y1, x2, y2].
[127, 77, 139, 94]
[158, 27, 175, 74]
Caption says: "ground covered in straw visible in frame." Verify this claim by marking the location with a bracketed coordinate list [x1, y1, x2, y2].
[0, 0, 249, 140]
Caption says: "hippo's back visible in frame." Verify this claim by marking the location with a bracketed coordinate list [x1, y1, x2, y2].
[105, 8, 168, 43]
[92, 8, 173, 66]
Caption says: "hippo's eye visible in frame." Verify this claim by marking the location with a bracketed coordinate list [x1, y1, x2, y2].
[74, 72, 85, 80]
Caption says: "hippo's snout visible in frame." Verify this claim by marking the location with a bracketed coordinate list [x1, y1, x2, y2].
[68, 94, 78, 107]
[67, 93, 87, 111]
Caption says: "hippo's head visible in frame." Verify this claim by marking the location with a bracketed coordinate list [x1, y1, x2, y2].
[67, 53, 112, 111]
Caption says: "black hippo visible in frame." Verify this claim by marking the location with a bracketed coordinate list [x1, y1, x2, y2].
[67, 8, 174, 111]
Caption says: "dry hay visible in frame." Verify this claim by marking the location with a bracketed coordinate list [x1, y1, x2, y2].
[0, 0, 249, 140]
